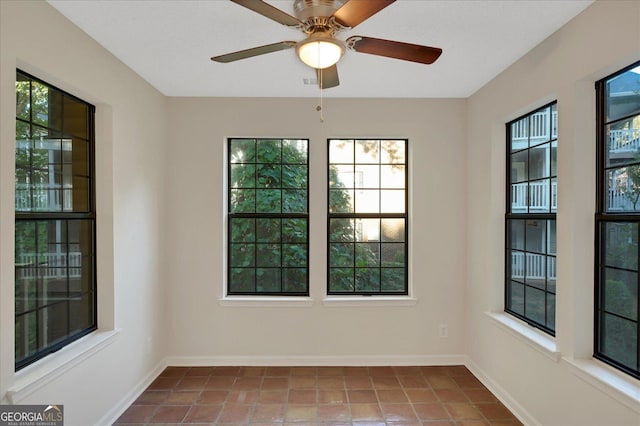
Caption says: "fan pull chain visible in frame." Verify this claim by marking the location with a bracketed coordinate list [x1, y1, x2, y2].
[315, 47, 325, 123]
[318, 67, 325, 123]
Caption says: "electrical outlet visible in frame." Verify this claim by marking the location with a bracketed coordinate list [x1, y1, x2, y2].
[439, 324, 448, 338]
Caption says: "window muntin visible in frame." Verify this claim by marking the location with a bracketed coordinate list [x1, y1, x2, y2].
[505, 102, 557, 335]
[227, 138, 309, 295]
[15, 70, 96, 370]
[596, 62, 640, 379]
[327, 139, 408, 295]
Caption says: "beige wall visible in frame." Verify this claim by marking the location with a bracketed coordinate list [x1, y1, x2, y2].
[164, 97, 467, 361]
[0, 1, 168, 424]
[466, 1, 640, 424]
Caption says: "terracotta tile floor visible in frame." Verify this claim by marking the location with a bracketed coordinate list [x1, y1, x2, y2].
[113, 365, 523, 425]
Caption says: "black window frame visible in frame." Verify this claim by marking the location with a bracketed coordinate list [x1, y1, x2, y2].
[595, 61, 640, 380]
[14, 69, 97, 370]
[327, 138, 409, 296]
[505, 101, 558, 336]
[226, 137, 310, 296]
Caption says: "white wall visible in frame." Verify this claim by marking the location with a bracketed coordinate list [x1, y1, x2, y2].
[466, 1, 640, 425]
[164, 97, 468, 363]
[0, 2, 168, 425]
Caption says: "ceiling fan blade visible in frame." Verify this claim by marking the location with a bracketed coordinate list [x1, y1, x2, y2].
[231, 0, 302, 27]
[346, 36, 442, 64]
[211, 41, 297, 63]
[317, 64, 339, 89]
[332, 0, 395, 28]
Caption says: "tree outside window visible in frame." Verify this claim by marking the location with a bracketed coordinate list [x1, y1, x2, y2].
[327, 139, 408, 295]
[14, 70, 96, 370]
[227, 138, 309, 295]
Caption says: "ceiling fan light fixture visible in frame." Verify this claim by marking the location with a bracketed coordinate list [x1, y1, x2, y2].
[297, 35, 344, 69]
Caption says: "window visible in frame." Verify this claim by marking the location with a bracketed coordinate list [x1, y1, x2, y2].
[595, 61, 640, 379]
[505, 102, 558, 335]
[14, 70, 96, 370]
[327, 139, 408, 295]
[227, 138, 309, 295]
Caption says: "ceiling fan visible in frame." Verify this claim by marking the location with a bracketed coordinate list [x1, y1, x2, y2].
[211, 0, 443, 89]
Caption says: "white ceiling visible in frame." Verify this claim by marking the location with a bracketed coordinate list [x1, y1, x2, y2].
[47, 0, 592, 98]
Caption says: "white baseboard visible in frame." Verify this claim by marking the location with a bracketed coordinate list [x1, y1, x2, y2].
[95, 358, 168, 426]
[465, 358, 539, 426]
[165, 354, 467, 367]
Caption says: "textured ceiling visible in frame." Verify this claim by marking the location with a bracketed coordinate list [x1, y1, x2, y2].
[48, 0, 593, 98]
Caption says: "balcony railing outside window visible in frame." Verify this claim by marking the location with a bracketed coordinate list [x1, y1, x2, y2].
[14, 70, 96, 370]
[511, 181, 558, 212]
[15, 184, 74, 212]
[15, 252, 82, 280]
[511, 252, 556, 280]
[609, 128, 640, 152]
[511, 109, 558, 148]
[595, 61, 640, 379]
[506, 102, 558, 335]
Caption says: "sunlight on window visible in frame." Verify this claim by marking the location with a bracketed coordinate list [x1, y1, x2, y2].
[328, 139, 408, 295]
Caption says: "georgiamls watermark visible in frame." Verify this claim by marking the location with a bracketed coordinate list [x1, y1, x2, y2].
[0, 405, 63, 426]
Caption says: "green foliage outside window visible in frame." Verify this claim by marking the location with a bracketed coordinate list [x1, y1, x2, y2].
[228, 138, 311, 294]
[327, 139, 408, 295]
[14, 70, 96, 370]
[227, 138, 408, 295]
[622, 153, 640, 210]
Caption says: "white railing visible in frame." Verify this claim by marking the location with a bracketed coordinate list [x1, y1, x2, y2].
[512, 181, 557, 211]
[15, 252, 82, 279]
[15, 185, 73, 212]
[511, 252, 556, 280]
[608, 187, 640, 211]
[609, 128, 640, 152]
[512, 110, 558, 142]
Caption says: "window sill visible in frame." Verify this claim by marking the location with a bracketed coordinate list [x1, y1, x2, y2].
[485, 311, 560, 362]
[563, 357, 640, 413]
[322, 296, 417, 307]
[6, 329, 120, 404]
[218, 296, 314, 307]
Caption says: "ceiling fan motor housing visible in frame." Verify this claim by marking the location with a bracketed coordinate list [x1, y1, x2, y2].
[294, 0, 347, 22]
